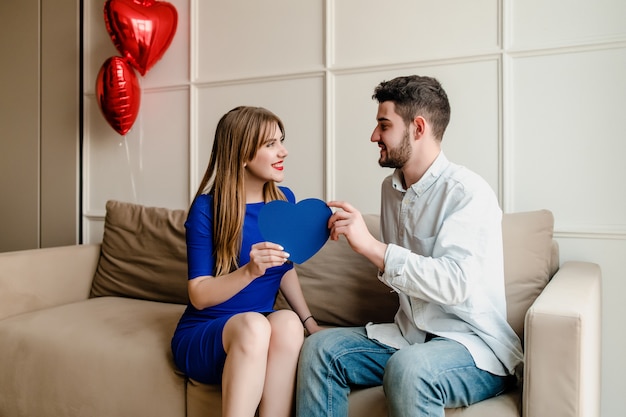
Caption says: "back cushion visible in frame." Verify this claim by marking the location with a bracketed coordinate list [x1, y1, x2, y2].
[275, 214, 399, 326]
[89, 199, 555, 340]
[278, 210, 555, 337]
[502, 209, 555, 341]
[90, 200, 189, 305]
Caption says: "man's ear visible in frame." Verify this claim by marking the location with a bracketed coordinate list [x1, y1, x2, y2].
[413, 116, 426, 138]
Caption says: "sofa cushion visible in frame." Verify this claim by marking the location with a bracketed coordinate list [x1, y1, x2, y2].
[347, 386, 521, 417]
[0, 297, 186, 417]
[186, 379, 223, 417]
[90, 200, 189, 305]
[502, 209, 555, 341]
[278, 210, 555, 338]
[276, 214, 399, 327]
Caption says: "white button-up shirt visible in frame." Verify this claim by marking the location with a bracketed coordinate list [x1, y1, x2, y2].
[366, 152, 523, 376]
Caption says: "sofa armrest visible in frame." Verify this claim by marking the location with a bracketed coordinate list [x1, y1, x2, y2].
[523, 261, 601, 417]
[0, 244, 101, 320]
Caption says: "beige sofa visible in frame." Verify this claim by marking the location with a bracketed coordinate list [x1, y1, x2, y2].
[0, 200, 601, 417]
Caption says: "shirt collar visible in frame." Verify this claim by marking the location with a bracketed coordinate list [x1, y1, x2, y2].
[391, 151, 449, 196]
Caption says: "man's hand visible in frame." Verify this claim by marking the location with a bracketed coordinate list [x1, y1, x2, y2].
[327, 201, 387, 270]
[327, 201, 369, 247]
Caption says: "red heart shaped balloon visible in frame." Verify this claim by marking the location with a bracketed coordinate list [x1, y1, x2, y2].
[104, 0, 178, 76]
[96, 56, 141, 135]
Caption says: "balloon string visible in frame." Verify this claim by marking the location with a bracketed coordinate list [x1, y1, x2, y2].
[124, 136, 138, 202]
[137, 85, 144, 174]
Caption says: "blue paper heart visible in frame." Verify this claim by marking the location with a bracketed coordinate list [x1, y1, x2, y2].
[258, 198, 332, 264]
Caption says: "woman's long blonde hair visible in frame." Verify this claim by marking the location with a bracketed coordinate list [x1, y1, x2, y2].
[193, 106, 287, 277]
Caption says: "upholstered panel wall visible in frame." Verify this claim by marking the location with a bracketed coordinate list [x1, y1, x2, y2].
[508, 47, 626, 234]
[333, 0, 500, 67]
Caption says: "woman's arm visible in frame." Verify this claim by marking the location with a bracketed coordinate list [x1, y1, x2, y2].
[189, 241, 290, 310]
[279, 268, 323, 334]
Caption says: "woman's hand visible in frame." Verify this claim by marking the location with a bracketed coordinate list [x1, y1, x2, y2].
[304, 319, 324, 335]
[245, 242, 290, 278]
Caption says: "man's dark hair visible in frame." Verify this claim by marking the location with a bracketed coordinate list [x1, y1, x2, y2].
[372, 75, 451, 141]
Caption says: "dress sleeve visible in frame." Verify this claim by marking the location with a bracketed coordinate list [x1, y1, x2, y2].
[279, 186, 296, 203]
[184, 194, 215, 280]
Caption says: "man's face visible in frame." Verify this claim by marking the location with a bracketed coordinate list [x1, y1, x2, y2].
[371, 101, 411, 169]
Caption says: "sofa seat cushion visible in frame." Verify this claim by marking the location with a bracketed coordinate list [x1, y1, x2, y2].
[347, 386, 520, 417]
[0, 297, 186, 417]
[186, 379, 223, 417]
[186, 380, 521, 417]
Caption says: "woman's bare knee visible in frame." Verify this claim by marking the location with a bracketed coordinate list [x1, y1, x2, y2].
[223, 312, 271, 354]
[267, 310, 304, 351]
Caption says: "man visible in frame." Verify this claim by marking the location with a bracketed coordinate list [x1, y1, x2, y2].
[296, 75, 523, 417]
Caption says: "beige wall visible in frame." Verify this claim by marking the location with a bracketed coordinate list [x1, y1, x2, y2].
[0, 0, 80, 252]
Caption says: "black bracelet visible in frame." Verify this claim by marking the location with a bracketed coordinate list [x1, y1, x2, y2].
[301, 315, 314, 325]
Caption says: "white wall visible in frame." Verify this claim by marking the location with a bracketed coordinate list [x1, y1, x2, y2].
[83, 1, 626, 415]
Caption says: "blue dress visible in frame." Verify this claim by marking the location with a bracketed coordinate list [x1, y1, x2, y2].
[171, 187, 295, 384]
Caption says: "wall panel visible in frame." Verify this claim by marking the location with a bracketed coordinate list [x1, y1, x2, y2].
[1, 0, 81, 251]
[0, 0, 40, 251]
[84, 88, 190, 219]
[84, 218, 105, 246]
[195, 0, 324, 81]
[509, 47, 626, 234]
[510, 0, 626, 49]
[333, 0, 500, 68]
[40, 0, 81, 248]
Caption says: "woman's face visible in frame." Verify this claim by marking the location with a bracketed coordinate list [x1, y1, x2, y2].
[244, 122, 288, 186]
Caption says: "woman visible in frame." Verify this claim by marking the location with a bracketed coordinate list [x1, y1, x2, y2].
[172, 106, 321, 417]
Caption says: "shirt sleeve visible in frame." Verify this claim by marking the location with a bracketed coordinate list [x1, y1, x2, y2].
[184, 194, 215, 280]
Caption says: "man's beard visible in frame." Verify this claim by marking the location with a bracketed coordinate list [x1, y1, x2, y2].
[379, 129, 411, 169]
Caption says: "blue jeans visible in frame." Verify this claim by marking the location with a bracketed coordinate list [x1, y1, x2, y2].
[296, 327, 513, 417]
